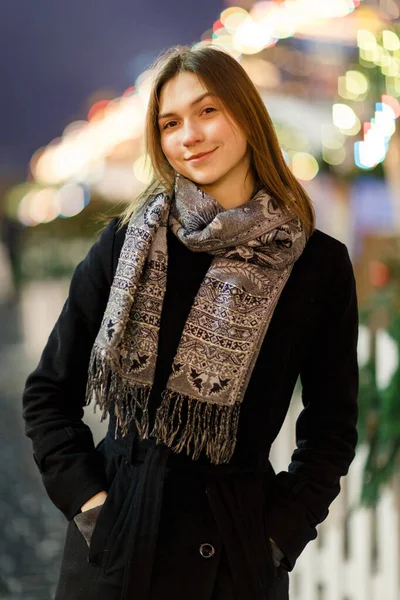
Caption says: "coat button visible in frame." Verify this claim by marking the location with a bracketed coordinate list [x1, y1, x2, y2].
[199, 543, 215, 558]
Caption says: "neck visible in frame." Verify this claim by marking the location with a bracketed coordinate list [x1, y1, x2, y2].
[197, 169, 256, 210]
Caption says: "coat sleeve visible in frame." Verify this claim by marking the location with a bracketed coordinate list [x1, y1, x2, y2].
[22, 218, 119, 521]
[267, 242, 359, 571]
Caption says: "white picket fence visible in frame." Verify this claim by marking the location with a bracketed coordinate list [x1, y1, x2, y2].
[270, 391, 400, 600]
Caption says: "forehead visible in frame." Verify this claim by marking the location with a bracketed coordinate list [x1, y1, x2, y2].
[158, 72, 211, 113]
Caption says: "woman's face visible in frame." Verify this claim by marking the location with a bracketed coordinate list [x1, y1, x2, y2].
[158, 72, 252, 194]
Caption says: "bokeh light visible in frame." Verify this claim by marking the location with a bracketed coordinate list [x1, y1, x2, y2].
[321, 124, 346, 165]
[88, 100, 111, 122]
[323, 146, 347, 166]
[354, 97, 399, 169]
[382, 94, 400, 118]
[233, 16, 276, 55]
[357, 29, 377, 51]
[18, 188, 60, 226]
[332, 103, 360, 132]
[382, 29, 400, 51]
[220, 7, 249, 33]
[291, 152, 319, 180]
[57, 183, 89, 218]
[15, 183, 90, 227]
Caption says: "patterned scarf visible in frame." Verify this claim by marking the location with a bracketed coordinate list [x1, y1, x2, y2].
[85, 174, 306, 464]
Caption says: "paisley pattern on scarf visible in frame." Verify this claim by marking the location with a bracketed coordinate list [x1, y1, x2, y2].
[85, 174, 306, 464]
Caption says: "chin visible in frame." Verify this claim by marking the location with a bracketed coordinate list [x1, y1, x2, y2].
[182, 170, 223, 188]
[187, 177, 216, 187]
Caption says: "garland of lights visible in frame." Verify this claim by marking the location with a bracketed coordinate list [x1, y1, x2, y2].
[330, 26, 400, 172]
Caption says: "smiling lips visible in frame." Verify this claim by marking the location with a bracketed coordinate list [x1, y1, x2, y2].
[186, 148, 217, 162]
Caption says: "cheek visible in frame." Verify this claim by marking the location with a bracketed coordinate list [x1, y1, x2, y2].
[208, 117, 230, 140]
[161, 136, 176, 162]
[228, 129, 248, 156]
[213, 118, 245, 151]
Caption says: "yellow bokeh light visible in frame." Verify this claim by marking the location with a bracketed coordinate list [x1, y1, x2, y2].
[277, 0, 355, 21]
[338, 77, 354, 100]
[57, 144, 91, 182]
[220, 7, 248, 33]
[233, 16, 274, 54]
[359, 47, 380, 64]
[323, 146, 346, 166]
[357, 29, 377, 51]
[250, 1, 271, 21]
[367, 45, 387, 69]
[251, 1, 297, 40]
[291, 152, 319, 181]
[376, 47, 391, 68]
[342, 119, 361, 136]
[381, 57, 399, 77]
[338, 71, 369, 101]
[393, 77, 400, 94]
[273, 20, 296, 40]
[321, 124, 345, 150]
[346, 71, 369, 95]
[62, 120, 88, 139]
[332, 104, 358, 129]
[382, 30, 400, 52]
[17, 192, 39, 227]
[18, 188, 60, 226]
[34, 188, 61, 223]
[35, 148, 61, 185]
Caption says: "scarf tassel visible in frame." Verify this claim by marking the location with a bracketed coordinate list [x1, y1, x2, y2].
[152, 391, 241, 465]
[86, 347, 241, 464]
[85, 348, 151, 439]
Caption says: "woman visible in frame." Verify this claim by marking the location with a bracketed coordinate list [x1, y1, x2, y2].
[22, 45, 359, 600]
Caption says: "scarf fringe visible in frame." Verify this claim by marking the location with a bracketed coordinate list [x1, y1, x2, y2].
[151, 391, 241, 464]
[86, 347, 241, 464]
[85, 347, 151, 439]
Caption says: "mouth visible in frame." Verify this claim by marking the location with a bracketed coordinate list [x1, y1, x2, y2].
[185, 148, 217, 163]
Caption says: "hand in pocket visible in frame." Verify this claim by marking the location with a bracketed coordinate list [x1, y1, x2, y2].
[270, 538, 285, 569]
[73, 505, 104, 547]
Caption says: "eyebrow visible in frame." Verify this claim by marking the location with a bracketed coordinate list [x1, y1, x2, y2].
[158, 92, 217, 121]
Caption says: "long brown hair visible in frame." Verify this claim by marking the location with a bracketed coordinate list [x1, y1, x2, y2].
[119, 44, 315, 236]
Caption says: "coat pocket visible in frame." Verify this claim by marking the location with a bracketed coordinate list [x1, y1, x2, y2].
[74, 505, 103, 547]
[88, 458, 139, 574]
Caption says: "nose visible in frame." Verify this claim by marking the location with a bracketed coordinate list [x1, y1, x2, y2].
[182, 121, 204, 147]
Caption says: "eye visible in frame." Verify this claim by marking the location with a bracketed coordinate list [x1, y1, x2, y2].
[162, 107, 216, 130]
[163, 120, 178, 130]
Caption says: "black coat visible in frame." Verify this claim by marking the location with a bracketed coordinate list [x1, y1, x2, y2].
[22, 219, 359, 600]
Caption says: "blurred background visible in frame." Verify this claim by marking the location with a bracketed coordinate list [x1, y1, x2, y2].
[1, 0, 400, 598]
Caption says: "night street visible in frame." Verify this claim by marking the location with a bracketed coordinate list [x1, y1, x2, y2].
[0, 282, 107, 599]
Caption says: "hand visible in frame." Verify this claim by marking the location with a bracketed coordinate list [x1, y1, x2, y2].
[270, 537, 285, 568]
[80, 491, 107, 513]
